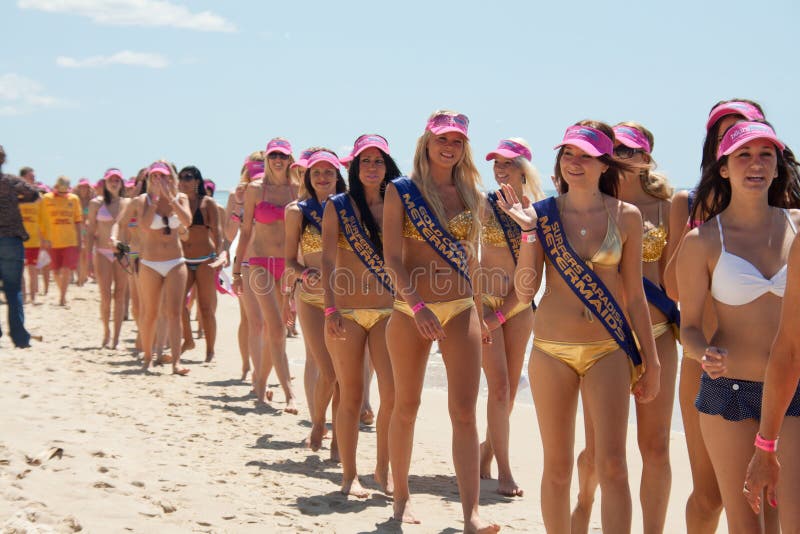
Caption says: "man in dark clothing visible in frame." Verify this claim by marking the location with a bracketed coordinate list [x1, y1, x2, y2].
[0, 145, 41, 348]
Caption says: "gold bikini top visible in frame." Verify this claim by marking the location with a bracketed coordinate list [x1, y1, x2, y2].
[642, 203, 668, 263]
[402, 210, 473, 242]
[337, 228, 381, 252]
[480, 210, 507, 247]
[561, 199, 622, 269]
[300, 225, 322, 255]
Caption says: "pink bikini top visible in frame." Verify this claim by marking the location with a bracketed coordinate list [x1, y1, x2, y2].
[97, 203, 114, 222]
[254, 201, 285, 224]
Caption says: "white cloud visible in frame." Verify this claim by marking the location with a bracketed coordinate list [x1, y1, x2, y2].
[18, 0, 236, 32]
[0, 73, 69, 116]
[57, 51, 168, 69]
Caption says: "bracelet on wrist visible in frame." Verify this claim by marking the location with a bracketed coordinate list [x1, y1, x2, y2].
[520, 225, 537, 232]
[521, 231, 537, 244]
[324, 306, 338, 317]
[411, 301, 426, 314]
[495, 310, 507, 325]
[755, 433, 778, 452]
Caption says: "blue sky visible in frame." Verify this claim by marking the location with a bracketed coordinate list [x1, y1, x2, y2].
[2, 0, 798, 192]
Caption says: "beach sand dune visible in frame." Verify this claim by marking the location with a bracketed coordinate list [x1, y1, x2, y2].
[0, 283, 726, 533]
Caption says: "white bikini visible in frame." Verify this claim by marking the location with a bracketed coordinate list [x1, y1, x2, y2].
[710, 211, 796, 306]
[140, 201, 185, 277]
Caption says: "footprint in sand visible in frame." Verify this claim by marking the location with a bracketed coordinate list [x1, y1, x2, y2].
[93, 481, 115, 489]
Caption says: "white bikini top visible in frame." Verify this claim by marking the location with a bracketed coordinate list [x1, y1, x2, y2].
[96, 203, 114, 222]
[710, 210, 796, 306]
[150, 213, 181, 230]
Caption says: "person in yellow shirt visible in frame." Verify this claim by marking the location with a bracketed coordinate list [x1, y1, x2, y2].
[19, 167, 43, 303]
[41, 176, 83, 306]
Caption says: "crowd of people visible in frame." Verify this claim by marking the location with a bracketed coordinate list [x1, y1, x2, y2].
[2, 101, 800, 533]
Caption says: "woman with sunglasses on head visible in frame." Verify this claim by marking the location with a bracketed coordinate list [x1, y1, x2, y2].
[677, 120, 800, 533]
[664, 99, 765, 533]
[383, 111, 498, 532]
[571, 123, 677, 534]
[86, 169, 129, 349]
[232, 138, 298, 411]
[497, 121, 660, 533]
[478, 138, 543, 498]
[126, 161, 192, 374]
[285, 148, 345, 458]
[177, 165, 224, 363]
[321, 137, 401, 497]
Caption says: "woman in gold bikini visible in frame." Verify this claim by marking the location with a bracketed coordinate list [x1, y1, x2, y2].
[383, 110, 499, 533]
[285, 148, 345, 458]
[478, 138, 544, 497]
[497, 120, 660, 533]
[572, 122, 677, 534]
[321, 136, 401, 497]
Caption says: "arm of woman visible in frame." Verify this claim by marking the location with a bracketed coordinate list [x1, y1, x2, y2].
[745, 233, 800, 512]
[284, 203, 307, 286]
[224, 185, 245, 244]
[677, 226, 723, 373]
[232, 184, 256, 292]
[619, 204, 660, 403]
[85, 199, 100, 255]
[663, 190, 690, 301]
[206, 198, 224, 255]
[111, 198, 132, 245]
[320, 202, 345, 339]
[383, 183, 445, 341]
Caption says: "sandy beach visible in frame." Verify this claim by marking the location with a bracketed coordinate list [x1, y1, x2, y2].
[0, 282, 727, 533]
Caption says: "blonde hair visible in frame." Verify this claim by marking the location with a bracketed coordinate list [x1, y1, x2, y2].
[411, 110, 482, 242]
[239, 150, 265, 185]
[505, 137, 545, 202]
[616, 121, 673, 200]
[264, 137, 297, 186]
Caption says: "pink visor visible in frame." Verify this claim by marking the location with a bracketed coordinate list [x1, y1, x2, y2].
[426, 113, 470, 139]
[291, 149, 315, 170]
[244, 159, 265, 179]
[124, 180, 135, 188]
[266, 138, 292, 156]
[485, 139, 532, 162]
[93, 180, 104, 188]
[706, 101, 764, 131]
[148, 162, 171, 176]
[77, 178, 91, 187]
[103, 168, 124, 181]
[613, 125, 651, 153]
[204, 180, 215, 193]
[307, 150, 341, 169]
[716, 121, 785, 159]
[554, 125, 614, 157]
[340, 134, 390, 164]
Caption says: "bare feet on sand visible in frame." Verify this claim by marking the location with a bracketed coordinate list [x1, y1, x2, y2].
[374, 468, 394, 495]
[392, 499, 420, 524]
[360, 409, 374, 426]
[305, 423, 325, 451]
[181, 339, 195, 353]
[341, 477, 369, 499]
[497, 476, 523, 497]
[284, 397, 298, 415]
[240, 366, 250, 381]
[172, 366, 190, 376]
[205, 352, 214, 363]
[479, 440, 493, 479]
[465, 515, 501, 533]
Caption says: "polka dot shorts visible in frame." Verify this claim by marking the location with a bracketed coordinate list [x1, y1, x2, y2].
[695, 373, 800, 422]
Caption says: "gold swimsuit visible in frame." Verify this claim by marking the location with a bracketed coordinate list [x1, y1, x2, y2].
[393, 297, 475, 328]
[402, 210, 473, 242]
[297, 289, 324, 310]
[642, 203, 668, 263]
[480, 210, 507, 247]
[338, 308, 393, 331]
[300, 225, 322, 256]
[482, 294, 530, 321]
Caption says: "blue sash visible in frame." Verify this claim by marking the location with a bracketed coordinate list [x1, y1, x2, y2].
[488, 191, 521, 263]
[534, 197, 642, 367]
[392, 176, 472, 287]
[297, 197, 324, 231]
[643, 277, 680, 327]
[330, 193, 394, 294]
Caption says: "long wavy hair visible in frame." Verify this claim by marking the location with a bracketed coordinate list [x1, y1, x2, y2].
[502, 137, 545, 202]
[264, 137, 297, 186]
[614, 121, 673, 200]
[691, 119, 800, 222]
[178, 165, 206, 198]
[553, 120, 638, 198]
[347, 147, 402, 257]
[411, 110, 482, 242]
[102, 169, 125, 204]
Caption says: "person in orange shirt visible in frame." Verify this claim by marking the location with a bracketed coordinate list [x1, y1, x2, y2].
[41, 176, 83, 306]
[19, 167, 44, 304]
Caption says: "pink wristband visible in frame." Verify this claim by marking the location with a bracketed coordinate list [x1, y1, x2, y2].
[411, 301, 426, 314]
[521, 231, 537, 244]
[324, 307, 338, 317]
[755, 433, 778, 452]
[495, 310, 507, 324]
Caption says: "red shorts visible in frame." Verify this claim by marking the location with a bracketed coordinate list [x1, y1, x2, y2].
[50, 246, 79, 271]
[24, 247, 40, 266]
